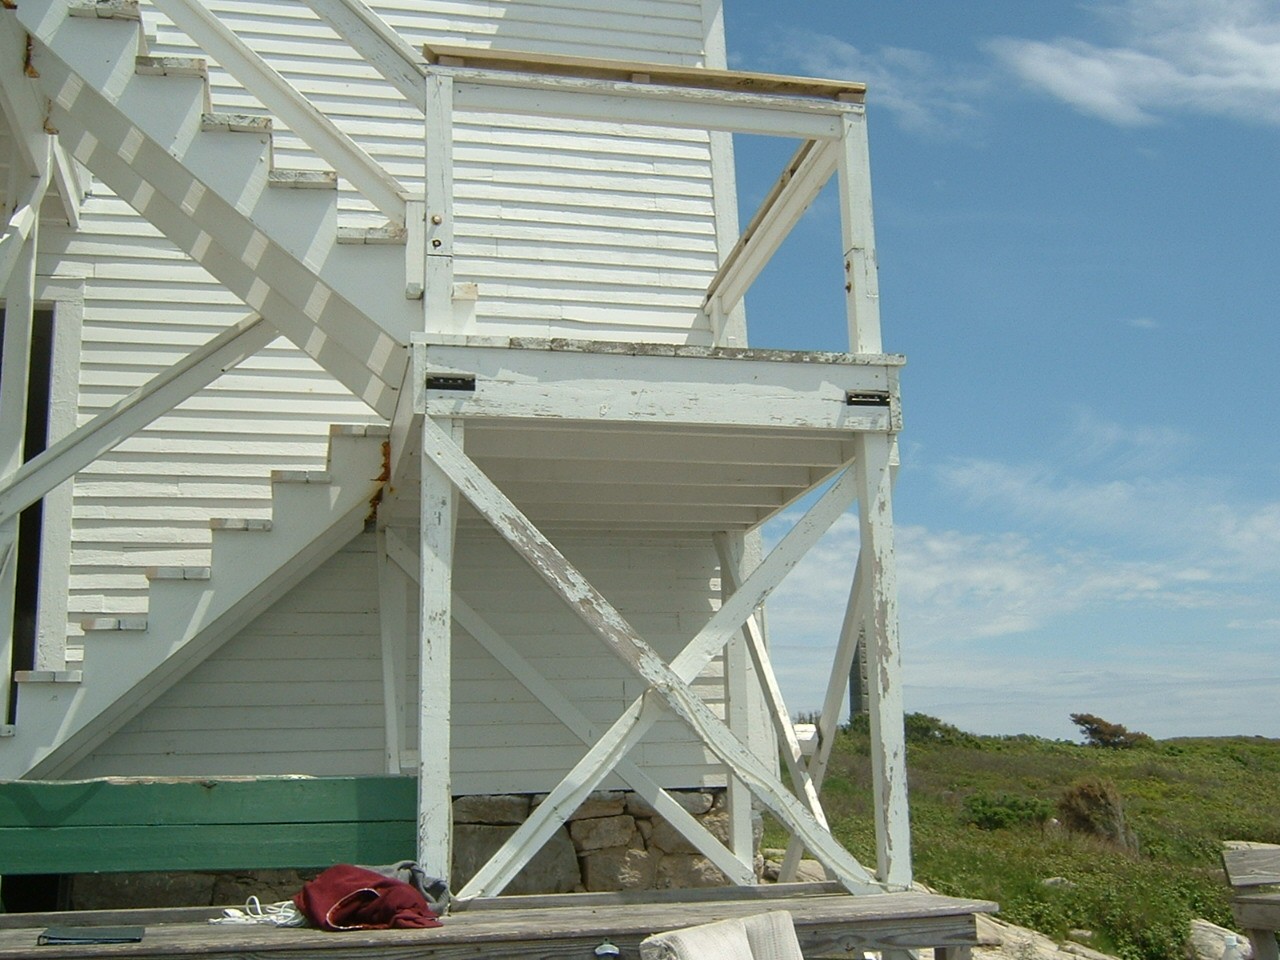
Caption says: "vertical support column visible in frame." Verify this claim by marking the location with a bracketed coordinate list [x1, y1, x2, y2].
[836, 107, 882, 355]
[417, 416, 461, 879]
[0, 167, 39, 723]
[32, 278, 84, 673]
[853, 431, 910, 887]
[718, 531, 757, 876]
[423, 72, 455, 334]
[377, 526, 411, 774]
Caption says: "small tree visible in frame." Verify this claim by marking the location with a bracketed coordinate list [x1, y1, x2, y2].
[1070, 713, 1152, 749]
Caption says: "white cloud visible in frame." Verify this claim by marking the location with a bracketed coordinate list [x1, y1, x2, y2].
[989, 0, 1280, 125]
[757, 416, 1280, 737]
[772, 32, 985, 136]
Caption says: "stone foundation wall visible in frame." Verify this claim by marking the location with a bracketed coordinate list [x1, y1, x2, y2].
[453, 788, 762, 895]
[67, 788, 760, 910]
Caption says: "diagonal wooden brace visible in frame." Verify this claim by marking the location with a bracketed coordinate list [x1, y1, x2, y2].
[418, 417, 878, 898]
[379, 525, 754, 885]
[713, 533, 828, 831]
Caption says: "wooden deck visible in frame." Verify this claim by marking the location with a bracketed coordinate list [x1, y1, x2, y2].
[0, 884, 997, 959]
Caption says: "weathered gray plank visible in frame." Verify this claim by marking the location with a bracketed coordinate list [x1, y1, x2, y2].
[0, 891, 996, 960]
[1224, 842, 1280, 888]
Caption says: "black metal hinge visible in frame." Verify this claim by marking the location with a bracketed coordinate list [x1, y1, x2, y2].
[425, 375, 476, 392]
[846, 390, 891, 406]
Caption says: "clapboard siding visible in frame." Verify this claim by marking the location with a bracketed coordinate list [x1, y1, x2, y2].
[51, 0, 721, 632]
[143, 0, 720, 337]
[39, 0, 736, 791]
[70, 530, 729, 792]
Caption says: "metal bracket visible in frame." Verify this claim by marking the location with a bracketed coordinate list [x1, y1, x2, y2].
[425, 374, 475, 392]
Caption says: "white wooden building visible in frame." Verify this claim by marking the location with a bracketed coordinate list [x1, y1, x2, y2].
[0, 0, 910, 900]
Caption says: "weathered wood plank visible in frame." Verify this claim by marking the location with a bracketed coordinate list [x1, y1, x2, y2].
[0, 890, 996, 959]
[423, 44, 866, 102]
[0, 775, 414, 829]
[1224, 842, 1280, 888]
[0, 821, 414, 875]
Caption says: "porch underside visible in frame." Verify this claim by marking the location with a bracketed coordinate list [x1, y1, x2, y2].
[386, 336, 910, 899]
[0, 885, 998, 960]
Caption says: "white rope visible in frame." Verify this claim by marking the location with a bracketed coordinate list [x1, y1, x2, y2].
[209, 896, 307, 926]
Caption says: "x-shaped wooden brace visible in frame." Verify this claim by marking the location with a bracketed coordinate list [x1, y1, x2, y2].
[415, 416, 883, 899]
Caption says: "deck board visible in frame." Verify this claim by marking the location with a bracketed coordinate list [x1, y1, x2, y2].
[0, 889, 996, 959]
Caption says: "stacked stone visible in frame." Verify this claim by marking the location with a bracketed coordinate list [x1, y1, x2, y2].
[452, 788, 761, 894]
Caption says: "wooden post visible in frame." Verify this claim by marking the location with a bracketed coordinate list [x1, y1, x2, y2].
[837, 109, 882, 354]
[854, 431, 911, 888]
[423, 72, 455, 333]
[717, 531, 758, 875]
[417, 417, 460, 878]
[377, 526, 411, 774]
[0, 168, 39, 723]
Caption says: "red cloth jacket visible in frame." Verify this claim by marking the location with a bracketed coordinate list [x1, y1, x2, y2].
[293, 864, 442, 931]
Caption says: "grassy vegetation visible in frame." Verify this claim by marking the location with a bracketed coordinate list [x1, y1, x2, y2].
[767, 714, 1280, 960]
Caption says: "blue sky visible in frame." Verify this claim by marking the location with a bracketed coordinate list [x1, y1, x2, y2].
[724, 0, 1280, 740]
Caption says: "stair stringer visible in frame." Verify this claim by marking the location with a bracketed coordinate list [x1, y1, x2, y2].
[14, 0, 415, 417]
[3, 427, 388, 780]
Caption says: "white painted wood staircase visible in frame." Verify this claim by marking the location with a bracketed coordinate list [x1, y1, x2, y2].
[3, 424, 387, 779]
[11, 0, 417, 418]
[1, 0, 429, 776]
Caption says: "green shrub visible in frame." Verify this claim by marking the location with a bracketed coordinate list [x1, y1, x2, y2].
[1058, 778, 1138, 850]
[961, 792, 1053, 830]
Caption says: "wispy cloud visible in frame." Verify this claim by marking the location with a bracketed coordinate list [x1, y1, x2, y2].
[988, 0, 1280, 126]
[771, 32, 986, 137]
[759, 414, 1280, 736]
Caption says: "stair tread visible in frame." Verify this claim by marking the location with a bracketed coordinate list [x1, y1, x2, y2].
[271, 469, 333, 483]
[135, 55, 207, 79]
[14, 670, 83, 684]
[81, 617, 147, 632]
[68, 0, 141, 21]
[146, 566, 212, 581]
[337, 223, 409, 245]
[331, 423, 392, 438]
[201, 112, 273, 133]
[210, 517, 273, 531]
[269, 169, 338, 189]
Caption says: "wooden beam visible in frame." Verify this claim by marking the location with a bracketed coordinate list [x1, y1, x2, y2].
[423, 44, 866, 103]
[0, 315, 276, 526]
[449, 76, 845, 140]
[703, 139, 838, 323]
[780, 561, 864, 881]
[0, 174, 39, 725]
[420, 340, 897, 432]
[376, 528, 411, 775]
[0, 15, 49, 178]
[837, 110, 883, 354]
[718, 532, 760, 874]
[715, 533, 829, 836]
[424, 73, 455, 331]
[417, 418, 460, 878]
[854, 432, 910, 887]
[307, 0, 428, 111]
[0, 141, 52, 295]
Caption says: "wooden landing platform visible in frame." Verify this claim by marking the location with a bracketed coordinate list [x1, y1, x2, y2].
[0, 884, 997, 959]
